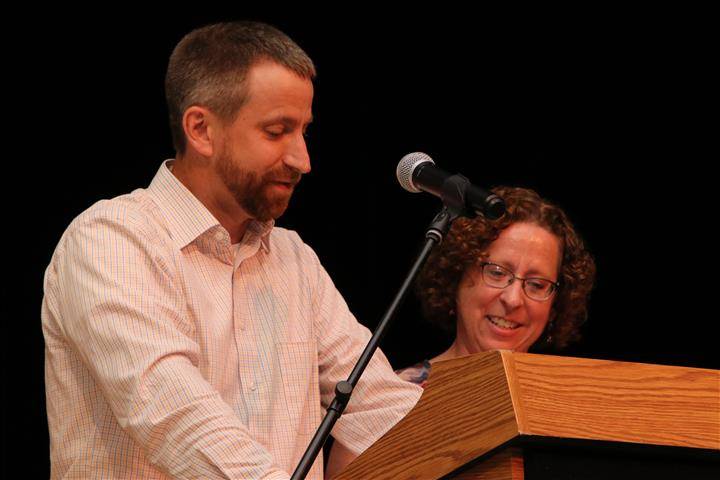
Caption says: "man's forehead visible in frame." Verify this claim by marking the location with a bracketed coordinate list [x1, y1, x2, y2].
[245, 61, 313, 95]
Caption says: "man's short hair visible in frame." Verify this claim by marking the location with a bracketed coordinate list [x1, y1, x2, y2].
[165, 21, 316, 154]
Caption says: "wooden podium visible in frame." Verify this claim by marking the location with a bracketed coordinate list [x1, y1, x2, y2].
[334, 351, 719, 479]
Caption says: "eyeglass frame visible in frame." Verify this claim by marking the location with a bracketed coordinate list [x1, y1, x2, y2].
[477, 261, 560, 301]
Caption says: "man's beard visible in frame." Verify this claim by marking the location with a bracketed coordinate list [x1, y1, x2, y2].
[215, 148, 301, 222]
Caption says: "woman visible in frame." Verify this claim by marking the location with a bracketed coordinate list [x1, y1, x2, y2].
[397, 185, 596, 385]
[325, 186, 595, 478]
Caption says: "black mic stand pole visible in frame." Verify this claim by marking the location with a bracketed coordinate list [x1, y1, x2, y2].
[291, 175, 486, 480]
[291, 209, 461, 479]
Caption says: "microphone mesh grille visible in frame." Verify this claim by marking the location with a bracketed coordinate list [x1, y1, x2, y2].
[396, 152, 434, 193]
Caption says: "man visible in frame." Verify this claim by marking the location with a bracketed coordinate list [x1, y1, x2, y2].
[42, 21, 422, 479]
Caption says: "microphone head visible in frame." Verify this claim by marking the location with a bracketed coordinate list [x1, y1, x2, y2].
[397, 152, 434, 193]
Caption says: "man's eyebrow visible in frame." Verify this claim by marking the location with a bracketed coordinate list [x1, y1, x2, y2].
[261, 115, 314, 127]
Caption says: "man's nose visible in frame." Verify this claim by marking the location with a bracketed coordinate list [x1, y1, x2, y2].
[284, 134, 311, 174]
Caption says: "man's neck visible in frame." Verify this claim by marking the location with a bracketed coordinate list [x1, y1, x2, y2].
[171, 156, 252, 243]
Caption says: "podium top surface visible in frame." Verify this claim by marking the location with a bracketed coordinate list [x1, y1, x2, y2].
[335, 351, 719, 480]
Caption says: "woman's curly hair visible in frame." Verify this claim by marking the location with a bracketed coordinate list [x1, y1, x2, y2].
[416, 186, 596, 350]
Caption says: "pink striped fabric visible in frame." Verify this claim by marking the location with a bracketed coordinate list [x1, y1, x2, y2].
[42, 160, 422, 479]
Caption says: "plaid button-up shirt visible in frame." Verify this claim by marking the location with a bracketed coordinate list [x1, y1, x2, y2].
[42, 160, 422, 479]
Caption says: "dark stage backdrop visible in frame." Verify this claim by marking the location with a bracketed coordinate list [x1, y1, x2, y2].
[5, 9, 714, 478]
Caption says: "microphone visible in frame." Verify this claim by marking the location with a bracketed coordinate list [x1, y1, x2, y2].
[396, 152, 506, 219]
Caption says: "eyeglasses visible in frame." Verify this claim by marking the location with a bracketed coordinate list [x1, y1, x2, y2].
[479, 262, 560, 301]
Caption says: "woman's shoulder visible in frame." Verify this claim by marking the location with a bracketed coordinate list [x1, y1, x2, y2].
[395, 359, 432, 388]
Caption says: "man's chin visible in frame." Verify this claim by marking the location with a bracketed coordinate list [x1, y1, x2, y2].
[261, 186, 294, 217]
[250, 200, 291, 222]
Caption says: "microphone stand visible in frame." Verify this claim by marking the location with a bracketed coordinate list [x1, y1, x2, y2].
[291, 174, 482, 480]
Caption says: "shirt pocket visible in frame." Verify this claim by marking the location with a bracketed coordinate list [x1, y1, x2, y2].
[275, 340, 320, 435]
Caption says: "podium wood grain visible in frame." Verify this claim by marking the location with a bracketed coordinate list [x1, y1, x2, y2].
[334, 351, 719, 480]
[506, 353, 719, 448]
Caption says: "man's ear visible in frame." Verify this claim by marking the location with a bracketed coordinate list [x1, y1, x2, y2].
[182, 106, 219, 158]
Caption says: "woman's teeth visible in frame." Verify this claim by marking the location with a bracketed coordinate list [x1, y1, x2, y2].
[487, 316, 520, 329]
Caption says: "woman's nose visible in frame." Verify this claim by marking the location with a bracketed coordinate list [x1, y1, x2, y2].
[499, 280, 524, 309]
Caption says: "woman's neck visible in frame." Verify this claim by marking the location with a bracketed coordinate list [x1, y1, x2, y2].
[430, 340, 473, 363]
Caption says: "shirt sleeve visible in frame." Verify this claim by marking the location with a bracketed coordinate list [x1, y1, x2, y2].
[301, 240, 423, 455]
[52, 206, 290, 480]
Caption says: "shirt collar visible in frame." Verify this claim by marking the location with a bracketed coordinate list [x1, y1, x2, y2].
[147, 159, 274, 251]
[249, 218, 274, 253]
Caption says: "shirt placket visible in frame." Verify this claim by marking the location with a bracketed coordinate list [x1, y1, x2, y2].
[232, 236, 265, 437]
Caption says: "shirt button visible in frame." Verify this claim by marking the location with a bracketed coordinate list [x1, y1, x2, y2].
[215, 231, 224, 241]
[250, 381, 257, 391]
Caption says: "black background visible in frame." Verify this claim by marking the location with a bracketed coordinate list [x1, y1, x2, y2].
[4, 8, 715, 477]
